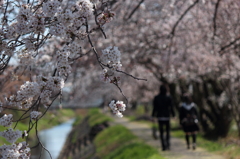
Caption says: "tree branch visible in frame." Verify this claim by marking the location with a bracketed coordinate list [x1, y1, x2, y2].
[170, 0, 199, 36]
[219, 36, 240, 54]
[124, 0, 144, 20]
[213, 0, 222, 37]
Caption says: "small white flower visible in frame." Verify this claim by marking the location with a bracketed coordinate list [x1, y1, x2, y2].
[0, 114, 13, 127]
[103, 69, 108, 73]
[108, 100, 126, 118]
[115, 111, 123, 118]
[30, 111, 42, 120]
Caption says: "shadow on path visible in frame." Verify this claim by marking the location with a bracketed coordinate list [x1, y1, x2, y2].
[110, 115, 225, 159]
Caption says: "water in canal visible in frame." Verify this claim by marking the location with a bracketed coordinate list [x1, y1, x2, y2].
[31, 118, 75, 159]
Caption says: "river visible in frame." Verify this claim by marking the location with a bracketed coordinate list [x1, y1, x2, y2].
[31, 118, 75, 159]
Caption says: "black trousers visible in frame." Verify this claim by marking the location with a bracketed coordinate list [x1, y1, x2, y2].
[158, 120, 170, 150]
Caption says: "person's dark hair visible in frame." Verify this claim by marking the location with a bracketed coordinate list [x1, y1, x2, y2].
[160, 85, 167, 95]
[182, 93, 192, 103]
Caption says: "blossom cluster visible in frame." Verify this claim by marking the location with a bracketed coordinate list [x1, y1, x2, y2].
[100, 46, 122, 70]
[109, 100, 126, 118]
[1, 0, 95, 70]
[45, 0, 93, 40]
[100, 69, 111, 83]
[100, 46, 122, 83]
[42, 1, 61, 17]
[8, 76, 64, 109]
[18, 51, 35, 66]
[0, 114, 13, 127]
[57, 49, 71, 77]
[0, 142, 30, 159]
[0, 113, 30, 158]
[98, 10, 115, 25]
[0, 128, 22, 144]
[30, 111, 42, 120]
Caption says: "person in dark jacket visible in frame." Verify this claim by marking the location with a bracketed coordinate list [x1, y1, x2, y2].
[179, 93, 199, 150]
[152, 84, 175, 151]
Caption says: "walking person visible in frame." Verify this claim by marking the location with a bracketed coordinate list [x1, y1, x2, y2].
[152, 84, 175, 151]
[179, 93, 199, 150]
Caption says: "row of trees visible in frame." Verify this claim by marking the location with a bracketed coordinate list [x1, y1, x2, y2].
[102, 0, 240, 138]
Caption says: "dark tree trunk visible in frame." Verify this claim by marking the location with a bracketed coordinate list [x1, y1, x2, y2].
[192, 80, 232, 138]
[131, 101, 137, 110]
[160, 77, 233, 139]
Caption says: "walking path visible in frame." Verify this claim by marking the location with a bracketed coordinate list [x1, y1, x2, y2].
[110, 116, 225, 159]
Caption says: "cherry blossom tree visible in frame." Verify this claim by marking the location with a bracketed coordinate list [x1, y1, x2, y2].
[0, 0, 149, 158]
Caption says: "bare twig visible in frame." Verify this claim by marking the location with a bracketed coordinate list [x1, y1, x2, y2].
[219, 36, 240, 54]
[13, 97, 41, 129]
[113, 82, 128, 106]
[170, 0, 199, 36]
[116, 70, 147, 81]
[93, 5, 107, 39]
[0, 56, 11, 75]
[35, 120, 53, 159]
[2, 0, 9, 27]
[85, 18, 104, 69]
[212, 0, 222, 52]
[124, 0, 144, 20]
[1, 106, 26, 111]
[213, 0, 222, 37]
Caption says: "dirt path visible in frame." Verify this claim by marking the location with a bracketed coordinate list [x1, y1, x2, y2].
[110, 116, 225, 159]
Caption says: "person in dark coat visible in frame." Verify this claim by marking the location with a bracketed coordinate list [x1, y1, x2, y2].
[179, 93, 199, 150]
[152, 84, 175, 151]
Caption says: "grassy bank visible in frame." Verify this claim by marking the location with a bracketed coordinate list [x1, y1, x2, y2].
[70, 108, 113, 144]
[94, 124, 165, 159]
[58, 108, 165, 159]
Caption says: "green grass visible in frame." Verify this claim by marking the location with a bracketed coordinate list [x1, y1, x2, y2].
[94, 125, 137, 155]
[71, 130, 78, 144]
[87, 108, 113, 127]
[135, 104, 146, 115]
[127, 116, 136, 121]
[105, 143, 164, 159]
[126, 104, 150, 121]
[72, 116, 83, 126]
[94, 125, 165, 159]
[70, 108, 113, 144]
